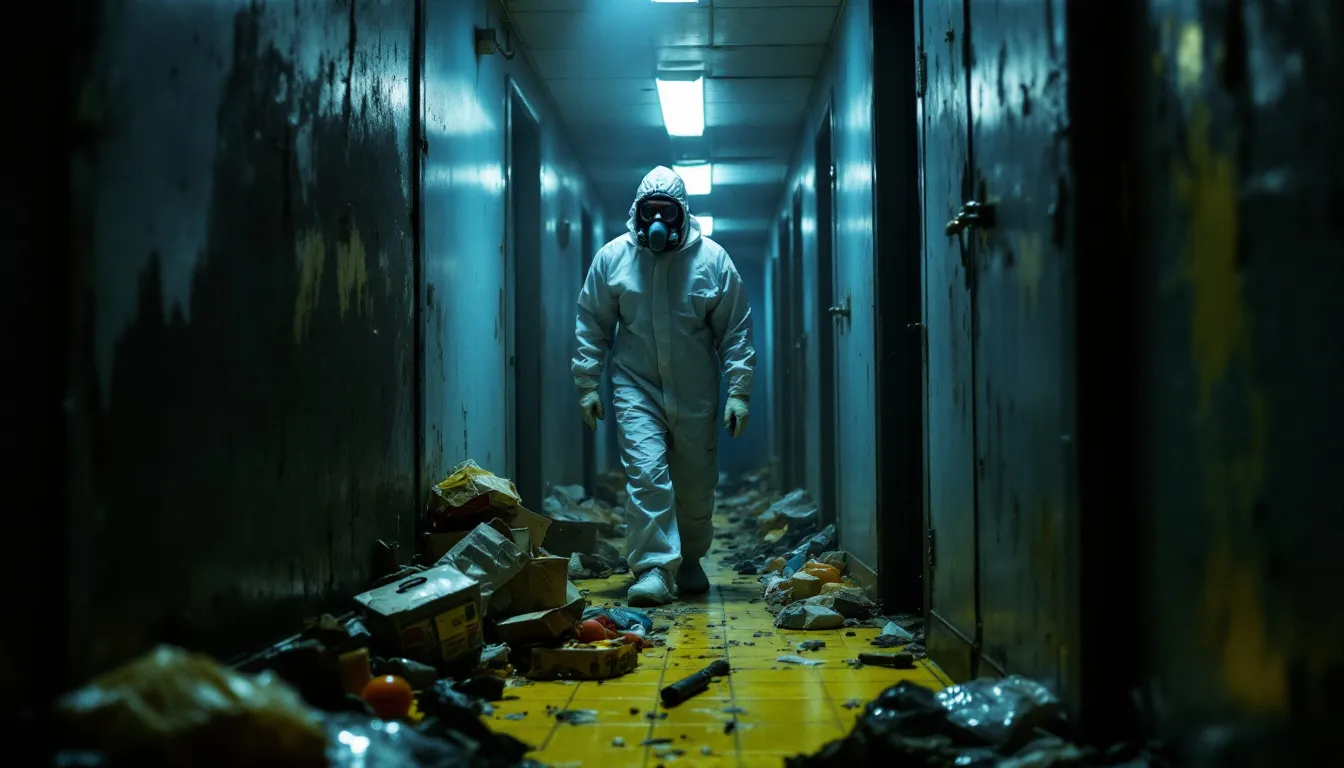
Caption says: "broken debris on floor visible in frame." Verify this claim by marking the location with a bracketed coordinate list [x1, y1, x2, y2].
[46, 459, 653, 767]
[788, 676, 1169, 768]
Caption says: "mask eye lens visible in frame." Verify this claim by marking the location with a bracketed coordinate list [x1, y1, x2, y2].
[640, 198, 680, 224]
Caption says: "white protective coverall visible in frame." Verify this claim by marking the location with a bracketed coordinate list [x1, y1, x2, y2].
[572, 166, 756, 578]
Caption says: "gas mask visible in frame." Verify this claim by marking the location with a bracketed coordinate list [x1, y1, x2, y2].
[635, 194, 684, 252]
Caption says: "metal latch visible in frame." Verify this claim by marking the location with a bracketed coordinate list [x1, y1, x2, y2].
[945, 200, 996, 236]
[827, 294, 852, 320]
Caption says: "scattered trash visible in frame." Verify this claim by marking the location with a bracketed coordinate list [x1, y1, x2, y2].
[53, 645, 329, 767]
[724, 706, 746, 714]
[661, 659, 731, 706]
[553, 708, 599, 725]
[582, 606, 654, 633]
[503, 712, 528, 721]
[362, 675, 415, 720]
[797, 639, 827, 652]
[612, 736, 626, 747]
[701, 745, 714, 756]
[874, 620, 916, 644]
[856, 652, 915, 669]
[352, 563, 484, 666]
[775, 601, 846, 630]
[777, 655, 825, 666]
[374, 657, 439, 690]
[529, 641, 640, 680]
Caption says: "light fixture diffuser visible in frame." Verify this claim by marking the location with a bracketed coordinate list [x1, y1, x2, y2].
[673, 163, 712, 196]
[698, 215, 714, 236]
[655, 77, 705, 138]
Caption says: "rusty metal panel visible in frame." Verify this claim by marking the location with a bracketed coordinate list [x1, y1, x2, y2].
[919, 0, 979, 682]
[68, 0, 418, 678]
[966, 0, 1079, 696]
[1136, 0, 1344, 736]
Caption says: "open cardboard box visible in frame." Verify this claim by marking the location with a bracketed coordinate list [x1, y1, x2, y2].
[528, 642, 640, 680]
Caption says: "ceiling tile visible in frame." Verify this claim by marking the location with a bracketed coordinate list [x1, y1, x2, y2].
[712, 7, 839, 46]
[559, 101, 667, 128]
[546, 78, 658, 107]
[707, 100, 806, 127]
[503, 0, 595, 10]
[708, 46, 827, 77]
[712, 0, 840, 6]
[529, 47, 657, 79]
[509, 7, 709, 50]
[705, 77, 813, 103]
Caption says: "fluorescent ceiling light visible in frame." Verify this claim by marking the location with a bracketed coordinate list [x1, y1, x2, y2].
[673, 163, 712, 195]
[655, 77, 704, 137]
[698, 215, 714, 236]
[652, 0, 698, 3]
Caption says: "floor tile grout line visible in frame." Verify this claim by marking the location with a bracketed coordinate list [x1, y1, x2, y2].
[710, 561, 747, 768]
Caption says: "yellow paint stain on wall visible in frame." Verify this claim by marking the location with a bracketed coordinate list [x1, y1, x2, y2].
[293, 228, 326, 343]
[1017, 233, 1043, 314]
[1175, 103, 1284, 714]
[336, 225, 371, 318]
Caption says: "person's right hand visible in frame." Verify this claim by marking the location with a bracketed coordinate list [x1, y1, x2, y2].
[579, 389, 604, 430]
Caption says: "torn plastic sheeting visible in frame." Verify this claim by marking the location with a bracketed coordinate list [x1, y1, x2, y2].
[878, 621, 916, 643]
[777, 655, 825, 666]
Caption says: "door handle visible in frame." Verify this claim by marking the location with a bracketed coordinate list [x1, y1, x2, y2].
[827, 295, 851, 320]
[945, 200, 995, 236]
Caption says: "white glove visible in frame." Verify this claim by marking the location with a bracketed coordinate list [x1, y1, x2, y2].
[723, 395, 749, 438]
[579, 389, 604, 430]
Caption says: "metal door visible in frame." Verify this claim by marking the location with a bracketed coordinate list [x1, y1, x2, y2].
[789, 191, 808, 491]
[772, 217, 793, 488]
[965, 0, 1077, 692]
[918, 0, 979, 682]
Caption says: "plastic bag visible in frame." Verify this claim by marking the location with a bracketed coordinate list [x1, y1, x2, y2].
[430, 459, 521, 510]
[934, 675, 1061, 749]
[325, 712, 541, 768]
[54, 645, 328, 768]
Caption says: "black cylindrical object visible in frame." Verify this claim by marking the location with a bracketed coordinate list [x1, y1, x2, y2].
[659, 658, 731, 707]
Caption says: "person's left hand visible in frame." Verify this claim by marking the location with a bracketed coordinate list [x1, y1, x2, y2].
[723, 395, 750, 438]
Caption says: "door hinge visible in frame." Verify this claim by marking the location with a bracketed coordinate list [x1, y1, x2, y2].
[916, 48, 927, 98]
[927, 527, 936, 569]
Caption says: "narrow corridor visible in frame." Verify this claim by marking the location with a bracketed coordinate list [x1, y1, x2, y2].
[13, 0, 1344, 765]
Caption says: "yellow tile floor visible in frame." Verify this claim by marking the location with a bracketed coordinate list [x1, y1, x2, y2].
[486, 530, 949, 767]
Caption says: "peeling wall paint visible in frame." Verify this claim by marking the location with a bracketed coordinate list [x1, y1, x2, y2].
[1139, 0, 1344, 738]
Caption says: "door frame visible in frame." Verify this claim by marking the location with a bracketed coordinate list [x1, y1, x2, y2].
[870, 0, 925, 612]
[814, 103, 840, 533]
[789, 188, 807, 494]
[503, 76, 542, 497]
[772, 216, 792, 489]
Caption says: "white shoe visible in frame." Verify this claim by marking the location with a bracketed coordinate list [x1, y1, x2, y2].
[627, 568, 675, 607]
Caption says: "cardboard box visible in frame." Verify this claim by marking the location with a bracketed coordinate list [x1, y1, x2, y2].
[493, 596, 586, 646]
[354, 563, 483, 665]
[502, 555, 570, 615]
[501, 505, 551, 553]
[528, 642, 640, 680]
[510, 528, 532, 554]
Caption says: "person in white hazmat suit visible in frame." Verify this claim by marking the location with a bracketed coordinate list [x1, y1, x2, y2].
[572, 166, 756, 607]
